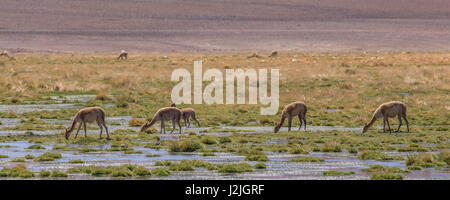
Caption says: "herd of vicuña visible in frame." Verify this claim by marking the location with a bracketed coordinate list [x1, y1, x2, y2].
[64, 100, 409, 140]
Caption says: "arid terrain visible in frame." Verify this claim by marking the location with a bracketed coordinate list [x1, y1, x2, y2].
[1, 0, 450, 53]
[0, 1, 448, 180]
[0, 52, 448, 180]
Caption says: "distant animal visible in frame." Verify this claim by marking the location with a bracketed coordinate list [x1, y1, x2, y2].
[170, 103, 200, 128]
[363, 101, 409, 133]
[155, 137, 160, 146]
[0, 51, 9, 57]
[269, 50, 278, 57]
[64, 107, 110, 140]
[117, 50, 128, 60]
[140, 107, 182, 134]
[274, 101, 307, 133]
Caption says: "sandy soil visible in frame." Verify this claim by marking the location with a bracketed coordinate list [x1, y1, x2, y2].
[0, 0, 449, 53]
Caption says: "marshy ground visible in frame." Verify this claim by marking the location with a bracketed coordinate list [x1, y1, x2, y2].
[0, 52, 448, 179]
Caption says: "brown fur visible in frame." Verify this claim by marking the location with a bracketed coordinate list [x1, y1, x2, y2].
[274, 101, 307, 133]
[140, 107, 182, 134]
[117, 50, 128, 60]
[170, 103, 200, 128]
[363, 101, 409, 133]
[180, 108, 200, 128]
[65, 107, 109, 140]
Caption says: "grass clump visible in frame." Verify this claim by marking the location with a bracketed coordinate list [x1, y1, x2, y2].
[348, 147, 358, 154]
[79, 148, 100, 153]
[169, 139, 203, 152]
[0, 155, 8, 158]
[51, 170, 68, 177]
[68, 164, 152, 177]
[94, 92, 111, 101]
[155, 161, 172, 166]
[219, 137, 232, 144]
[146, 154, 161, 157]
[24, 154, 35, 159]
[254, 162, 267, 169]
[437, 150, 450, 165]
[151, 168, 170, 176]
[291, 157, 325, 162]
[38, 170, 51, 178]
[69, 159, 85, 164]
[358, 151, 403, 161]
[320, 141, 342, 152]
[323, 170, 355, 176]
[201, 136, 217, 145]
[288, 147, 308, 154]
[363, 165, 408, 180]
[362, 165, 408, 173]
[11, 157, 26, 162]
[26, 145, 45, 149]
[405, 152, 447, 169]
[218, 163, 253, 173]
[129, 118, 147, 127]
[34, 152, 62, 162]
[371, 173, 403, 180]
[169, 160, 212, 171]
[202, 152, 215, 156]
[397, 143, 430, 152]
[245, 154, 268, 162]
[0, 164, 35, 178]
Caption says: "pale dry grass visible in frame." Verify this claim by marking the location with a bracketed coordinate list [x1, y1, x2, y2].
[0, 51, 448, 127]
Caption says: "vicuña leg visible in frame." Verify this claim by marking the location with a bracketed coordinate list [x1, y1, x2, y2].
[74, 123, 82, 139]
[97, 121, 103, 139]
[83, 122, 87, 138]
[395, 114, 402, 133]
[298, 115, 302, 130]
[171, 119, 176, 134]
[104, 123, 110, 139]
[386, 117, 391, 133]
[302, 114, 307, 130]
[288, 116, 292, 131]
[403, 114, 409, 133]
[192, 114, 200, 127]
[186, 116, 191, 128]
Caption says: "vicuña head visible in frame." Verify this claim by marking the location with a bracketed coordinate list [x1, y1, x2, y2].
[140, 123, 151, 132]
[274, 124, 282, 133]
[362, 123, 370, 133]
[64, 128, 72, 140]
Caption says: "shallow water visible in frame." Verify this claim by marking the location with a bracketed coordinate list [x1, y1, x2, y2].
[0, 100, 448, 180]
[0, 139, 448, 180]
[0, 104, 82, 114]
[220, 125, 361, 133]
